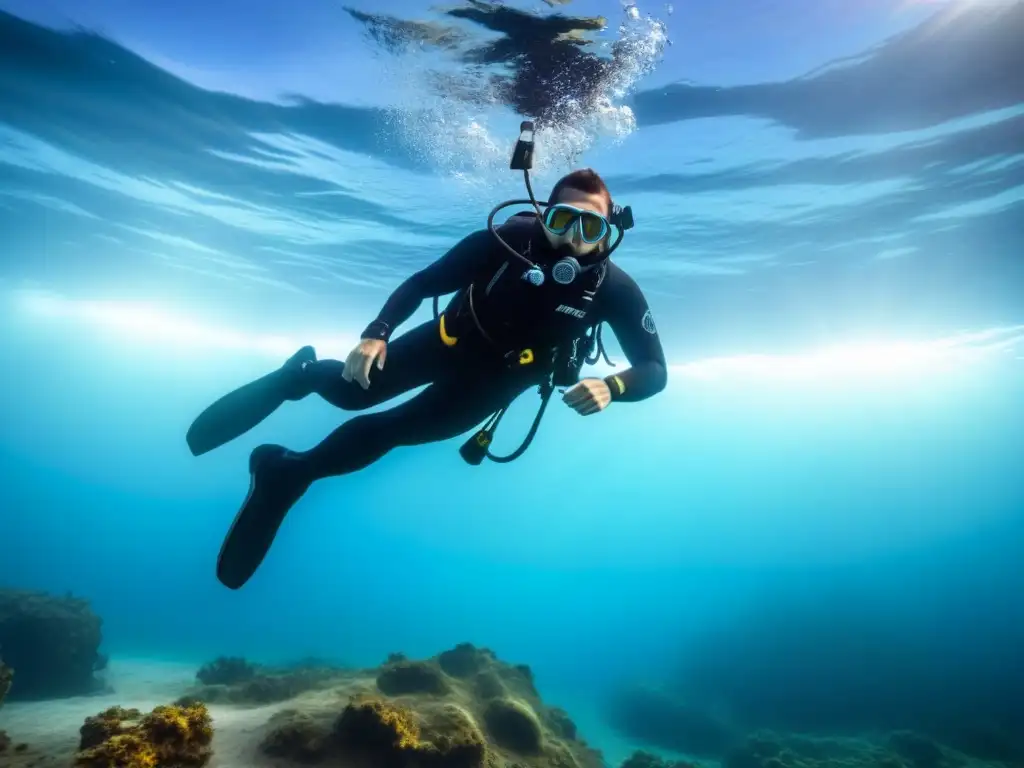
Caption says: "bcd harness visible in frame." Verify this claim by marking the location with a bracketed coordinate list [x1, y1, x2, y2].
[430, 250, 616, 466]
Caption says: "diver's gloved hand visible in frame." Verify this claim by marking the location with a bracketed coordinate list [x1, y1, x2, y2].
[562, 378, 612, 416]
[342, 338, 387, 390]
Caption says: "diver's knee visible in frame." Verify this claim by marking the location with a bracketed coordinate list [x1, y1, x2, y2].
[300, 360, 345, 404]
[307, 361, 380, 411]
[275, 359, 321, 402]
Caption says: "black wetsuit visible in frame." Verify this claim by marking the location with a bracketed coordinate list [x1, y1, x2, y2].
[294, 215, 668, 481]
[193, 214, 670, 588]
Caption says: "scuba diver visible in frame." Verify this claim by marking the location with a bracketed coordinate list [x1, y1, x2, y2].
[186, 123, 668, 590]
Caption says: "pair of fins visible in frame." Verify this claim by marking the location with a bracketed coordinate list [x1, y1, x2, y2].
[186, 346, 316, 590]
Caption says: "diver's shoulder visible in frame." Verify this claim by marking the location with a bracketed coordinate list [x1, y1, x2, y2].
[495, 212, 538, 242]
[461, 227, 496, 244]
[484, 214, 537, 257]
[498, 211, 539, 230]
[455, 227, 504, 257]
[603, 259, 641, 292]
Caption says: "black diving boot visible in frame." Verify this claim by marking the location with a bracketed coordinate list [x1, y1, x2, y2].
[185, 346, 318, 456]
[216, 444, 312, 590]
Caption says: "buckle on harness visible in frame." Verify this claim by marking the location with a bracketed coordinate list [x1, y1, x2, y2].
[458, 377, 555, 466]
[438, 313, 459, 347]
[460, 427, 494, 465]
[504, 348, 535, 366]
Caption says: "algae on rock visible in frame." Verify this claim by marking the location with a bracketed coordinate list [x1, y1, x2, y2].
[257, 642, 602, 768]
[74, 702, 214, 768]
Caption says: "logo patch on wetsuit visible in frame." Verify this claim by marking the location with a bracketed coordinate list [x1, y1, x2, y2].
[556, 304, 587, 319]
[641, 309, 657, 335]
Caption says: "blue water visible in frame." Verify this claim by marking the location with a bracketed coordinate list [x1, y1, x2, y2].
[1, 0, 1023, 764]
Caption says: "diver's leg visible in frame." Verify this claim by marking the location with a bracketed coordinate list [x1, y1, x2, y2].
[186, 320, 446, 456]
[299, 373, 531, 479]
[301, 319, 451, 412]
[215, 372, 532, 590]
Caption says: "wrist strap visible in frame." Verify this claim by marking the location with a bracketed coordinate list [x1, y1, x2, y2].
[361, 320, 391, 342]
[604, 374, 626, 400]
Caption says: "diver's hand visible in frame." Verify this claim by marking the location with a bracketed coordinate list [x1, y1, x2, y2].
[342, 338, 387, 390]
[562, 378, 611, 416]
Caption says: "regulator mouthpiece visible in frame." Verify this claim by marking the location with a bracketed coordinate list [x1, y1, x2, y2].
[523, 267, 545, 286]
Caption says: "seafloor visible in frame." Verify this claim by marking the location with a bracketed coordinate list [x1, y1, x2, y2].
[0, 589, 1019, 768]
[0, 648, 1019, 768]
[0, 647, 629, 768]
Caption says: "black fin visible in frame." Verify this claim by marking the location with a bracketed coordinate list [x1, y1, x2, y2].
[216, 445, 310, 590]
[185, 346, 316, 456]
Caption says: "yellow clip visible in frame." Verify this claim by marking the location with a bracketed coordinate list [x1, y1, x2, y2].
[518, 348, 534, 365]
[439, 314, 458, 347]
[475, 432, 491, 447]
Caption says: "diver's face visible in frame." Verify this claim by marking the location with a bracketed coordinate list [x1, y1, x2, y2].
[542, 186, 611, 259]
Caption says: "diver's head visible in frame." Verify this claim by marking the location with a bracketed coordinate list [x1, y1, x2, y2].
[540, 169, 614, 274]
[549, 168, 612, 220]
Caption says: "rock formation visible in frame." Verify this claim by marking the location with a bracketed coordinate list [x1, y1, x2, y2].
[620, 752, 699, 768]
[183, 655, 351, 706]
[0, 656, 9, 755]
[0, 654, 11, 706]
[724, 730, 976, 768]
[73, 702, 213, 768]
[257, 641, 603, 768]
[0, 588, 106, 700]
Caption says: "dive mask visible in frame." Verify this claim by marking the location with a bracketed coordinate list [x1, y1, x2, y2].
[542, 204, 610, 246]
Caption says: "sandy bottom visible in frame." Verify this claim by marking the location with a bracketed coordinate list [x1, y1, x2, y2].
[0, 658, 295, 768]
[0, 658, 669, 768]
